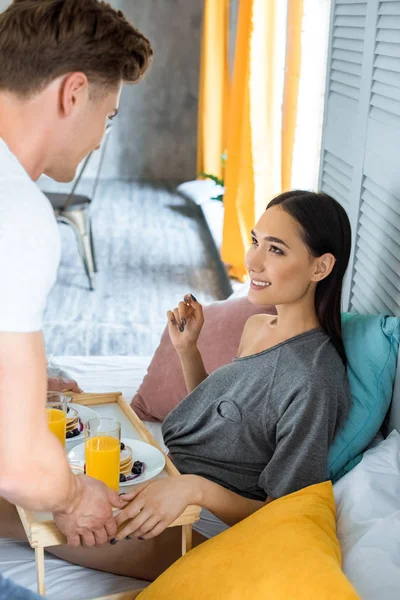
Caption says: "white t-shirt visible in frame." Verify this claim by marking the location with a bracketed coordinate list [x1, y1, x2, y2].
[0, 138, 60, 332]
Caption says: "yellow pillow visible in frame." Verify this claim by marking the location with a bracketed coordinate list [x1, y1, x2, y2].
[138, 482, 359, 600]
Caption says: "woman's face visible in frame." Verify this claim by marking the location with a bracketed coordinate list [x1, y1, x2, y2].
[245, 205, 319, 306]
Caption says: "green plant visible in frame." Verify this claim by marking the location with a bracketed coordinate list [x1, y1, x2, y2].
[198, 152, 227, 202]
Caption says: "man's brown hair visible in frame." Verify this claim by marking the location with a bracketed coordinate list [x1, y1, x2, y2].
[0, 0, 153, 97]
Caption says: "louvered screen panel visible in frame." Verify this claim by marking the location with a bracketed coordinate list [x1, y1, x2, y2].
[320, 0, 400, 314]
[321, 0, 369, 210]
[350, 177, 400, 315]
[370, 1, 400, 127]
[329, 1, 367, 102]
[320, 150, 353, 212]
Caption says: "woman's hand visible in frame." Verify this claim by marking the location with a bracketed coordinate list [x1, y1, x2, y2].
[167, 294, 204, 352]
[114, 475, 198, 541]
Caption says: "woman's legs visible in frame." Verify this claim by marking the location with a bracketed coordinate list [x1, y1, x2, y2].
[0, 499, 206, 581]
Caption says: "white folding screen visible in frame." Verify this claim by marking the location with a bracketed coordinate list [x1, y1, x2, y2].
[319, 0, 400, 315]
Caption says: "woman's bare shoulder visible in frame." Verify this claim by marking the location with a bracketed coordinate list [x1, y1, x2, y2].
[237, 313, 277, 357]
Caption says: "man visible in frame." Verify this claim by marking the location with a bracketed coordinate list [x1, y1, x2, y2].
[0, 1, 152, 596]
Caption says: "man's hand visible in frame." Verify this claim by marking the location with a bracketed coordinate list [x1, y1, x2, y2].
[47, 375, 82, 393]
[53, 475, 126, 547]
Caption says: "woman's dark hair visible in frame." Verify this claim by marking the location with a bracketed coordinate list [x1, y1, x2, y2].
[268, 190, 351, 364]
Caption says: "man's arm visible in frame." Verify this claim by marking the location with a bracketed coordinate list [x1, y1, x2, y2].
[0, 331, 127, 549]
[0, 331, 82, 512]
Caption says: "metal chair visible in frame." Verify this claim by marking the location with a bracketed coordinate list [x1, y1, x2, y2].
[44, 125, 111, 290]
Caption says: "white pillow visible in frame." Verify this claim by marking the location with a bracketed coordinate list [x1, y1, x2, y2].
[334, 430, 400, 600]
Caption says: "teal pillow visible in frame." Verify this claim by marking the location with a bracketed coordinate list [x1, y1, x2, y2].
[328, 313, 400, 482]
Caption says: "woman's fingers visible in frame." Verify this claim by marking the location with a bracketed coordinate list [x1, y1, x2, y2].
[183, 294, 201, 320]
[173, 307, 181, 329]
[134, 516, 161, 539]
[167, 310, 177, 326]
[117, 484, 149, 505]
[138, 521, 167, 540]
[116, 509, 152, 540]
[183, 293, 198, 307]
[177, 302, 189, 329]
[167, 294, 202, 334]
[115, 491, 148, 529]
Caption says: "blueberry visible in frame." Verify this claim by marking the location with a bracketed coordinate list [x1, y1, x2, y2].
[132, 464, 143, 475]
[72, 428, 80, 437]
[119, 474, 126, 483]
[134, 461, 143, 467]
[66, 431, 73, 439]
[83, 465, 86, 474]
[120, 442, 125, 451]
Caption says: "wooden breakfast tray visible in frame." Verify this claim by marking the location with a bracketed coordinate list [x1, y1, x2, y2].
[16, 392, 201, 599]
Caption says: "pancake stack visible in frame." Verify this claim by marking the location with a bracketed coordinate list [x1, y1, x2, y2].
[66, 407, 83, 438]
[120, 444, 133, 476]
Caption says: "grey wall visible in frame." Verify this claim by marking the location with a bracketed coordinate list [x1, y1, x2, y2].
[98, 0, 203, 182]
[0, 0, 204, 182]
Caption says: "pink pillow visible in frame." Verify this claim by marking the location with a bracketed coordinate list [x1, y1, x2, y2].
[131, 296, 276, 422]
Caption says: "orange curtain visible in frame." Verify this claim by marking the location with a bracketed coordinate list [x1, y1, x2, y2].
[196, 0, 230, 181]
[282, 0, 304, 191]
[197, 0, 305, 281]
[221, 0, 283, 281]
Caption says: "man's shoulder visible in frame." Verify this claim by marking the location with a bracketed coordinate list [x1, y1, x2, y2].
[0, 175, 60, 271]
[0, 176, 57, 230]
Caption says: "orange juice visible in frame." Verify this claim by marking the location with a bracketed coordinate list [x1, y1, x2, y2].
[85, 435, 120, 491]
[47, 408, 66, 447]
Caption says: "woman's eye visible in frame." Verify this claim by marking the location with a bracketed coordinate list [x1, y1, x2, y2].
[269, 245, 283, 255]
[251, 236, 258, 246]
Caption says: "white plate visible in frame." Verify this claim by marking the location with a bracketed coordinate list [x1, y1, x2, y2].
[65, 404, 98, 447]
[67, 437, 166, 486]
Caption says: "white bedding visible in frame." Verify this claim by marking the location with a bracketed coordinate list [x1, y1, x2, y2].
[334, 431, 400, 600]
[0, 355, 156, 600]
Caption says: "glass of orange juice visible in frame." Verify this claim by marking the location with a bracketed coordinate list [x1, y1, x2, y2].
[47, 392, 68, 447]
[85, 418, 121, 491]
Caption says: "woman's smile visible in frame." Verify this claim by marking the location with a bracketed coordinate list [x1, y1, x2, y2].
[250, 278, 271, 291]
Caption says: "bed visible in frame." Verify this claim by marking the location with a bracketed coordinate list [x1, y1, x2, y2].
[1, 349, 400, 599]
